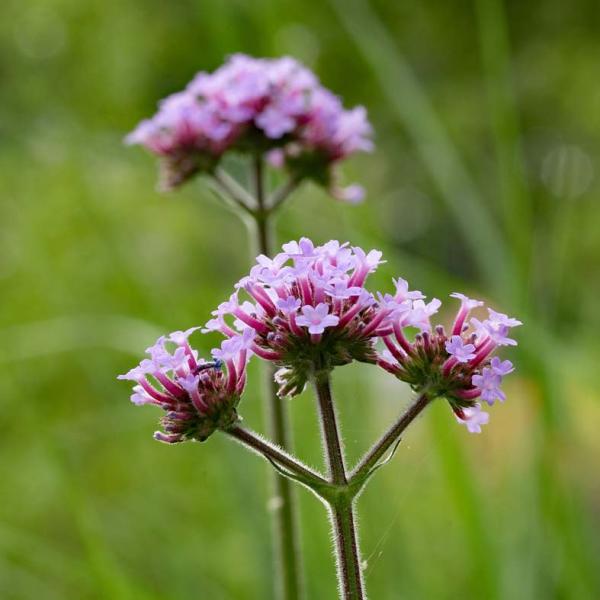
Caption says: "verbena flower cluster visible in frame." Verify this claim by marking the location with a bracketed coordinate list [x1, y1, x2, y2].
[119, 239, 520, 436]
[118, 328, 252, 443]
[203, 238, 521, 432]
[126, 54, 373, 198]
[204, 238, 392, 396]
[377, 293, 521, 433]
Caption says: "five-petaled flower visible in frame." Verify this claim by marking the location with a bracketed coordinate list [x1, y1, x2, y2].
[296, 303, 340, 335]
[454, 403, 490, 434]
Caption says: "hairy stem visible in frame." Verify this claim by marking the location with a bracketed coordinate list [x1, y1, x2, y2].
[330, 501, 365, 600]
[314, 371, 366, 600]
[350, 392, 431, 484]
[226, 425, 326, 487]
[252, 154, 304, 600]
[314, 372, 347, 486]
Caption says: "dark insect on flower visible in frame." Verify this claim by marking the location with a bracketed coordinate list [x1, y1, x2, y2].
[118, 328, 252, 443]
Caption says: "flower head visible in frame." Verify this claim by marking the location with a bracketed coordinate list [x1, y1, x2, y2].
[118, 330, 249, 443]
[126, 54, 372, 194]
[377, 291, 521, 433]
[205, 238, 397, 396]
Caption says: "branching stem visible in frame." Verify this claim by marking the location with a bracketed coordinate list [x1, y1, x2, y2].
[226, 425, 326, 488]
[207, 160, 432, 600]
[350, 392, 431, 485]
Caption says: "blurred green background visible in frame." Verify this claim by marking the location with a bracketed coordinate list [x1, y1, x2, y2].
[1, 0, 599, 598]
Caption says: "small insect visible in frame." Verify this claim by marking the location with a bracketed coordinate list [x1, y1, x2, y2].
[194, 359, 223, 374]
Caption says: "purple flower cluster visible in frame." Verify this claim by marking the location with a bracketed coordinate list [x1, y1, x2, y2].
[204, 238, 394, 396]
[126, 54, 372, 195]
[119, 239, 521, 436]
[118, 327, 252, 443]
[202, 237, 521, 425]
[377, 293, 521, 433]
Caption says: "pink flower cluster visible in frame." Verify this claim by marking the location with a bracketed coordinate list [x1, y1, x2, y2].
[378, 293, 521, 433]
[204, 238, 521, 432]
[118, 239, 521, 436]
[204, 238, 399, 395]
[126, 54, 373, 194]
[118, 327, 252, 443]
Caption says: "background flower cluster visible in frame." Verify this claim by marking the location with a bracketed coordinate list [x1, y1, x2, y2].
[126, 54, 372, 197]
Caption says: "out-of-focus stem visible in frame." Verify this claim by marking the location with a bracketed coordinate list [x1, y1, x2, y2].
[208, 159, 306, 599]
[213, 167, 256, 213]
[252, 154, 304, 600]
[269, 177, 302, 213]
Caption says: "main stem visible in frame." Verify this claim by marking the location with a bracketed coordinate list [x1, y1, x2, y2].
[314, 371, 366, 600]
[252, 155, 303, 600]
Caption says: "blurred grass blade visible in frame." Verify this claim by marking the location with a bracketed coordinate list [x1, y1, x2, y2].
[50, 442, 161, 600]
[429, 406, 500, 600]
[328, 0, 514, 299]
[0, 315, 164, 363]
[475, 0, 533, 292]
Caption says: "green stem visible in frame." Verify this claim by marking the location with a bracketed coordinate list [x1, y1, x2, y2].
[314, 372, 347, 486]
[252, 154, 304, 600]
[350, 392, 431, 485]
[226, 425, 327, 488]
[313, 371, 366, 600]
[268, 177, 302, 213]
[330, 501, 365, 600]
[212, 168, 256, 217]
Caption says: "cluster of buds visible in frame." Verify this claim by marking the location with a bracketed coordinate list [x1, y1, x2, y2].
[118, 328, 252, 443]
[377, 294, 521, 433]
[126, 54, 372, 197]
[118, 240, 521, 436]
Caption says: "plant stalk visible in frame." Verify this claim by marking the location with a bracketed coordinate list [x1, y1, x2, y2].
[226, 425, 326, 487]
[330, 501, 365, 600]
[313, 371, 366, 600]
[350, 392, 431, 484]
[252, 154, 303, 600]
